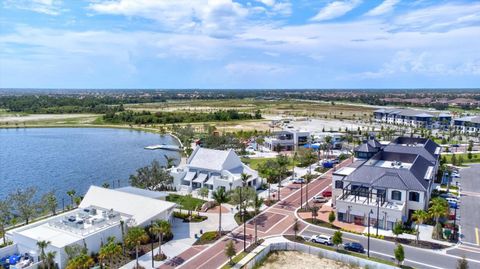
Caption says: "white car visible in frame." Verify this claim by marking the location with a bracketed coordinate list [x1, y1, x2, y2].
[451, 173, 460, 178]
[292, 178, 305, 184]
[446, 197, 459, 204]
[312, 195, 328, 203]
[310, 234, 332, 245]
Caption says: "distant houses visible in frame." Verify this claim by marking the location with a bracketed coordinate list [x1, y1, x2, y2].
[332, 137, 440, 230]
[453, 116, 480, 134]
[373, 108, 452, 130]
[170, 147, 261, 193]
[263, 129, 310, 151]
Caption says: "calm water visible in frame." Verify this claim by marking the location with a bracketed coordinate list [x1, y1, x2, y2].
[0, 128, 180, 202]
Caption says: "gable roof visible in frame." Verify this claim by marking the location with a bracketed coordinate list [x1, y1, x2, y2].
[187, 147, 242, 171]
[384, 137, 439, 164]
[79, 186, 176, 226]
[355, 138, 382, 153]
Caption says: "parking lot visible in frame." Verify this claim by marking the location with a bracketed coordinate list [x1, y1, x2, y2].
[457, 164, 480, 246]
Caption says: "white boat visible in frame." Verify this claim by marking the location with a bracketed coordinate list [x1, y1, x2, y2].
[144, 144, 181, 151]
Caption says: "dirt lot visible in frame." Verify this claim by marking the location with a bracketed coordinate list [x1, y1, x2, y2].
[259, 251, 361, 269]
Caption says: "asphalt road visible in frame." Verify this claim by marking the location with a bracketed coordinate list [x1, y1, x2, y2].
[456, 164, 480, 246]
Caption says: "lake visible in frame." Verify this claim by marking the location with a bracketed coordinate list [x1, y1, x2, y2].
[0, 127, 181, 203]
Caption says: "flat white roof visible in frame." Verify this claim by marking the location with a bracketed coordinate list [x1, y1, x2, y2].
[334, 167, 357, 176]
[18, 222, 83, 248]
[79, 186, 176, 226]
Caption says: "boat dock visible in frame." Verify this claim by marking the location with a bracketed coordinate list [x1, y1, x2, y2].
[144, 144, 182, 151]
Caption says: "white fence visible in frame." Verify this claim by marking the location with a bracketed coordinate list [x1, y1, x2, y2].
[241, 241, 399, 269]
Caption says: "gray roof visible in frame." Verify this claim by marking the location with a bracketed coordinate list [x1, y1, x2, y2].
[354, 138, 382, 153]
[345, 154, 432, 191]
[385, 137, 439, 164]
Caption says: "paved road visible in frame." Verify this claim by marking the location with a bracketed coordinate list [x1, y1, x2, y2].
[160, 159, 480, 269]
[456, 164, 480, 246]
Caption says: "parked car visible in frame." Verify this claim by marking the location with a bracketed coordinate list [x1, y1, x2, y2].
[292, 178, 305, 184]
[440, 193, 458, 199]
[312, 195, 328, 203]
[448, 201, 459, 209]
[452, 144, 460, 147]
[343, 242, 365, 253]
[331, 158, 340, 164]
[310, 234, 332, 245]
[451, 173, 460, 178]
[446, 197, 459, 204]
[322, 190, 332, 197]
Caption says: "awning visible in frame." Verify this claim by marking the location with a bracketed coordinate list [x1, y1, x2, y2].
[193, 173, 208, 183]
[205, 176, 215, 185]
[350, 210, 364, 216]
[184, 171, 196, 182]
[337, 208, 347, 214]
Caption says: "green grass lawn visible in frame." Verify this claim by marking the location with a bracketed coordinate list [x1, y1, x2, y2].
[441, 153, 480, 164]
[220, 251, 248, 269]
[166, 194, 206, 210]
[241, 157, 301, 170]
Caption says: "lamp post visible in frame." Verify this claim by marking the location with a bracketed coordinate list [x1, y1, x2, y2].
[368, 209, 373, 258]
[376, 196, 380, 236]
[241, 181, 247, 252]
[300, 180, 304, 210]
[151, 220, 154, 268]
[453, 181, 459, 242]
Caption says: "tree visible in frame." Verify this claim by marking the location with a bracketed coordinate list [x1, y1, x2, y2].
[198, 187, 209, 200]
[99, 236, 122, 269]
[293, 218, 299, 239]
[225, 240, 236, 265]
[129, 160, 173, 191]
[276, 154, 290, 200]
[125, 227, 149, 269]
[37, 240, 51, 269]
[311, 206, 319, 223]
[74, 196, 82, 207]
[102, 182, 110, 188]
[257, 160, 280, 201]
[332, 231, 342, 250]
[394, 244, 405, 265]
[41, 191, 58, 216]
[66, 253, 94, 269]
[150, 220, 171, 257]
[67, 189, 76, 207]
[0, 198, 12, 245]
[457, 255, 469, 269]
[45, 251, 57, 269]
[429, 197, 449, 239]
[164, 154, 177, 169]
[11, 187, 38, 224]
[251, 193, 264, 244]
[212, 188, 229, 236]
[303, 173, 316, 209]
[392, 221, 404, 240]
[328, 211, 336, 226]
[229, 187, 255, 212]
[412, 210, 429, 243]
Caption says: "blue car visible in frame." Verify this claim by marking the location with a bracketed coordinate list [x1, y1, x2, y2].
[343, 242, 365, 253]
[448, 201, 459, 209]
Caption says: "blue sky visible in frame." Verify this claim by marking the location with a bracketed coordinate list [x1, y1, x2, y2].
[0, 0, 479, 89]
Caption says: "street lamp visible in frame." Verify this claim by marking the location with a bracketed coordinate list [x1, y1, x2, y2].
[242, 180, 247, 252]
[368, 209, 373, 258]
[376, 196, 380, 236]
[453, 181, 459, 242]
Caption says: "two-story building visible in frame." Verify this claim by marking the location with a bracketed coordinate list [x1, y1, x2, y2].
[332, 137, 440, 230]
[170, 147, 261, 193]
[263, 129, 310, 151]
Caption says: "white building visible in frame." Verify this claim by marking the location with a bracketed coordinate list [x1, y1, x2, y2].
[373, 108, 452, 130]
[263, 129, 310, 151]
[170, 147, 261, 193]
[332, 137, 440, 230]
[453, 116, 480, 133]
[7, 186, 176, 269]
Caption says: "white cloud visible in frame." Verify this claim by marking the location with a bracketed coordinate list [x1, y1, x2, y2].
[365, 0, 399, 16]
[225, 61, 291, 75]
[391, 2, 480, 32]
[3, 0, 64, 15]
[310, 0, 362, 22]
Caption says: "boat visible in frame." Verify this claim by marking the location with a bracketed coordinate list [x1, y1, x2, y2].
[144, 144, 181, 151]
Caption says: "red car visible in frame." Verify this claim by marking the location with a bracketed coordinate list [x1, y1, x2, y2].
[322, 190, 332, 197]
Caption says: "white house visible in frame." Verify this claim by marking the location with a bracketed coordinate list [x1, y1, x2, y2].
[263, 129, 310, 151]
[7, 186, 176, 269]
[170, 147, 261, 193]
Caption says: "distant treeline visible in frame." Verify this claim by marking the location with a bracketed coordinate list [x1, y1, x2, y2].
[0, 95, 165, 114]
[103, 110, 262, 124]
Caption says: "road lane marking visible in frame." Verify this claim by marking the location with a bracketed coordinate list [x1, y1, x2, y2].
[476, 227, 480, 246]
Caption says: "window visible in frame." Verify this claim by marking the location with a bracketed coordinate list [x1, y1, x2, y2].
[391, 190, 402, 201]
[409, 192, 420, 202]
[335, 181, 343, 189]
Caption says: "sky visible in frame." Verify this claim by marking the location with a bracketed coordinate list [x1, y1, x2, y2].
[0, 0, 479, 89]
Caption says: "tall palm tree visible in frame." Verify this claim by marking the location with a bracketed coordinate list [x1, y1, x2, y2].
[429, 198, 449, 239]
[45, 251, 56, 269]
[212, 188, 229, 236]
[240, 173, 252, 224]
[303, 173, 315, 210]
[164, 154, 176, 169]
[99, 237, 122, 269]
[251, 193, 264, 244]
[412, 210, 429, 243]
[125, 227, 149, 269]
[150, 220, 171, 257]
[276, 154, 289, 201]
[66, 190, 76, 207]
[37, 240, 50, 268]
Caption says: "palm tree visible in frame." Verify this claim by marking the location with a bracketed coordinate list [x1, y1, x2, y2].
[212, 188, 229, 236]
[303, 173, 315, 210]
[276, 154, 290, 201]
[67, 190, 76, 207]
[412, 210, 429, 243]
[251, 193, 264, 244]
[99, 237, 122, 269]
[164, 154, 176, 169]
[0, 199, 12, 245]
[429, 198, 449, 239]
[45, 251, 56, 269]
[150, 220, 171, 257]
[125, 227, 149, 269]
[240, 173, 252, 225]
[37, 240, 51, 268]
